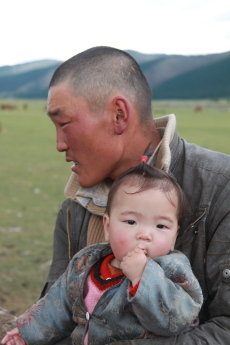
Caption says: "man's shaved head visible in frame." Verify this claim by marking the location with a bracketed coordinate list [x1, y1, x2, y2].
[49, 46, 153, 123]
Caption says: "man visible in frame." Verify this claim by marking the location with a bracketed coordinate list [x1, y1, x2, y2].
[43, 46, 230, 344]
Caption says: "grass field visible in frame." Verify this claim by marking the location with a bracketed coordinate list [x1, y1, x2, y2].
[1, 98, 230, 315]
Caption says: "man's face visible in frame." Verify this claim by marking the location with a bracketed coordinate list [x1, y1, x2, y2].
[47, 83, 123, 188]
[103, 185, 179, 268]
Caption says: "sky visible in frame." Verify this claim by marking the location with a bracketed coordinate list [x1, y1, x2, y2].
[1, 0, 230, 67]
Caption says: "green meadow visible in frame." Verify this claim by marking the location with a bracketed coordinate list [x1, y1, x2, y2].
[1, 99, 230, 315]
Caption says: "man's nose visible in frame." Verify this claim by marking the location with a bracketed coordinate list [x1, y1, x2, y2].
[56, 140, 68, 152]
[56, 130, 68, 152]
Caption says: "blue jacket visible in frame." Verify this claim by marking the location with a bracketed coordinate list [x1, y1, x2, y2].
[18, 244, 202, 345]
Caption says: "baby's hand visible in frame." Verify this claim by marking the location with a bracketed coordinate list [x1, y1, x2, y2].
[120, 247, 147, 286]
[1, 328, 25, 345]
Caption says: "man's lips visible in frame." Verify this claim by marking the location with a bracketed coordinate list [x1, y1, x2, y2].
[65, 156, 74, 161]
[65, 157, 79, 165]
[71, 163, 79, 174]
[65, 157, 80, 172]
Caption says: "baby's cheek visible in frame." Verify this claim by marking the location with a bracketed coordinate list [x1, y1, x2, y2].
[111, 237, 130, 259]
[153, 241, 172, 257]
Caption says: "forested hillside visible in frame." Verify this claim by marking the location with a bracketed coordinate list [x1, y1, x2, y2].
[0, 51, 229, 99]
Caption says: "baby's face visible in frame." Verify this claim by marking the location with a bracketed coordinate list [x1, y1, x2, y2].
[103, 185, 179, 267]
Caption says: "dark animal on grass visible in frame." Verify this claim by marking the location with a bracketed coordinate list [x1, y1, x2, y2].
[1, 104, 17, 110]
[194, 105, 203, 112]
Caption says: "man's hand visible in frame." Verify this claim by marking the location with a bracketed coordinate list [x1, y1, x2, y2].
[120, 247, 147, 286]
[1, 328, 26, 345]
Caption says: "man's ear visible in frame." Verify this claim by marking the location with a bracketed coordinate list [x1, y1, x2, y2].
[112, 97, 130, 135]
[103, 214, 110, 241]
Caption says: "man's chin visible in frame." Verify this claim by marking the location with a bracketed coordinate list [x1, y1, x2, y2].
[78, 176, 100, 189]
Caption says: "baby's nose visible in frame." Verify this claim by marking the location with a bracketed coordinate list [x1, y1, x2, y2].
[137, 232, 152, 241]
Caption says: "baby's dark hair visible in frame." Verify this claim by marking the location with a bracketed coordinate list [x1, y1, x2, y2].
[105, 163, 187, 227]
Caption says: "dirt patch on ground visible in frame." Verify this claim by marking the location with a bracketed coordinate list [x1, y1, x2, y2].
[0, 307, 17, 340]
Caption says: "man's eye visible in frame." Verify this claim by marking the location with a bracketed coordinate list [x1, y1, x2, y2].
[157, 224, 167, 229]
[125, 220, 136, 225]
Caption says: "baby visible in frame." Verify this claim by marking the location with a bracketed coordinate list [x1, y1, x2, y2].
[2, 163, 203, 345]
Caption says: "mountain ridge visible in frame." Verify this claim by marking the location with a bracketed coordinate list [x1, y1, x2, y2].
[0, 51, 229, 99]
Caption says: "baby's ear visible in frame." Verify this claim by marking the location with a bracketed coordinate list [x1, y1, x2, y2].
[103, 214, 110, 241]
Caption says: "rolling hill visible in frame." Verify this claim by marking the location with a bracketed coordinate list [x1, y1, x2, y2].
[0, 60, 60, 99]
[152, 55, 230, 99]
[0, 51, 229, 100]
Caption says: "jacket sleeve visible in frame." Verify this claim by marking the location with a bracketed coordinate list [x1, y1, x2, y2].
[17, 265, 76, 345]
[39, 198, 90, 298]
[127, 252, 203, 337]
[40, 199, 71, 298]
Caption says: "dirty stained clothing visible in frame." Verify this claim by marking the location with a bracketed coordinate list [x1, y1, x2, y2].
[18, 244, 203, 345]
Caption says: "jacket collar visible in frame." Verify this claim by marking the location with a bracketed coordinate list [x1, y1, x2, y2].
[64, 114, 176, 216]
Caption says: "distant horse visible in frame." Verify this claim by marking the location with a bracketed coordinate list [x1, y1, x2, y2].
[194, 105, 203, 112]
[1, 103, 17, 110]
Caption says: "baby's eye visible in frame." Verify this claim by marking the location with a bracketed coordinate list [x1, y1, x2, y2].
[157, 224, 168, 229]
[125, 220, 136, 225]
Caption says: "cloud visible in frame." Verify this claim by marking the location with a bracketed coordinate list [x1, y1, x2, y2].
[1, 0, 230, 66]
